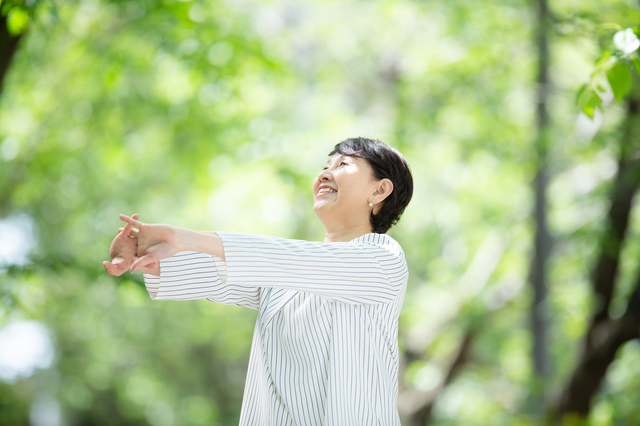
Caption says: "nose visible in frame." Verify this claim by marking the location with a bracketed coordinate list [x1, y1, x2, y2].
[317, 169, 332, 182]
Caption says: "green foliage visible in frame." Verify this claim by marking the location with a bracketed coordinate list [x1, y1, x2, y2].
[6, 6, 29, 35]
[577, 27, 640, 118]
[607, 62, 632, 102]
[1, 0, 39, 36]
[1, 0, 640, 425]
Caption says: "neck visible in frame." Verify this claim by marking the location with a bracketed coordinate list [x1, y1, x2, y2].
[323, 224, 374, 242]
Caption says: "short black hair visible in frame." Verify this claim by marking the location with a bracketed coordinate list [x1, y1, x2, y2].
[329, 137, 413, 234]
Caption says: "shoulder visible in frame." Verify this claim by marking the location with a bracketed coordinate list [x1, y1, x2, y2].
[351, 233, 405, 258]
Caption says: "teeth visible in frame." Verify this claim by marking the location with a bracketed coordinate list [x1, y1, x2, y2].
[318, 187, 337, 194]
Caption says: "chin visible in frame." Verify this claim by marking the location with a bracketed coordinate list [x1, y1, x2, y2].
[313, 202, 329, 217]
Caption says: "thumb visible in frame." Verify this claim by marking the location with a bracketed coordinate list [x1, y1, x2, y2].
[130, 254, 157, 274]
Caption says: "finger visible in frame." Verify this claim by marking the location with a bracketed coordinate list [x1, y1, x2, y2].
[103, 261, 125, 277]
[118, 227, 138, 239]
[119, 214, 142, 230]
[130, 254, 157, 274]
[105, 260, 124, 270]
[121, 213, 139, 238]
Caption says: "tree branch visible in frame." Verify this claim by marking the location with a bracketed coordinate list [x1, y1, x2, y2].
[398, 267, 522, 426]
[399, 329, 476, 426]
[590, 98, 640, 327]
[403, 230, 507, 357]
[556, 98, 640, 418]
[558, 262, 640, 416]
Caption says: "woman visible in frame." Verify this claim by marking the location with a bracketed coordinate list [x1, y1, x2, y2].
[103, 137, 413, 425]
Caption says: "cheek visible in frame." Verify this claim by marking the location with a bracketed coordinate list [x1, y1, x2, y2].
[340, 177, 369, 199]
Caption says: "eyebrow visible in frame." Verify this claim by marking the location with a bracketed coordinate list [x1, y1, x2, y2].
[325, 155, 348, 167]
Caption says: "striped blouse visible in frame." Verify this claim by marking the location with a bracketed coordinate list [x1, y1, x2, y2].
[143, 232, 409, 425]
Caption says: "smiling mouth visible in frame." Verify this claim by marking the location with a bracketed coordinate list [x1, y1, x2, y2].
[317, 188, 337, 195]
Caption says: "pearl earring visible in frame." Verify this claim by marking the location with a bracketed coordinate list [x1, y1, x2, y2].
[368, 200, 373, 207]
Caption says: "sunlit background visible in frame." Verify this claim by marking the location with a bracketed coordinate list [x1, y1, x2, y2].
[2, 0, 640, 425]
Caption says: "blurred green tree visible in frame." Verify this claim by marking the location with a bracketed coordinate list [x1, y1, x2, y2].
[0, 0, 33, 96]
[556, 24, 640, 422]
[2, 1, 640, 425]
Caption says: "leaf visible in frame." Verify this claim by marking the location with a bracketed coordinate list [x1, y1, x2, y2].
[594, 51, 612, 68]
[6, 7, 29, 36]
[606, 62, 632, 102]
[1, 3, 11, 16]
[582, 91, 602, 119]
[576, 77, 599, 117]
[593, 51, 617, 79]
[576, 82, 589, 106]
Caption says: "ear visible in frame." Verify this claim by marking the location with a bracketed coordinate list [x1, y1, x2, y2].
[371, 178, 393, 208]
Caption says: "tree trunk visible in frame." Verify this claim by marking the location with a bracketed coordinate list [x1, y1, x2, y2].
[557, 97, 640, 417]
[530, 0, 552, 404]
[0, 13, 23, 96]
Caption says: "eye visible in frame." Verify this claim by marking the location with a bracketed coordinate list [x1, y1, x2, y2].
[340, 161, 348, 166]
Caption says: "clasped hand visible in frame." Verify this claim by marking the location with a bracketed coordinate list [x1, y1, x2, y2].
[103, 214, 179, 276]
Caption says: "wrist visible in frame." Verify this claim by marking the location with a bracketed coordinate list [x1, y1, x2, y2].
[171, 226, 191, 252]
[140, 264, 161, 276]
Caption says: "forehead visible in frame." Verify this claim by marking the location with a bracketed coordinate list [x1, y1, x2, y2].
[324, 154, 374, 176]
[325, 154, 363, 164]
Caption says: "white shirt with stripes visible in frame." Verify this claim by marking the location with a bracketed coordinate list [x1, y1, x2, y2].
[143, 232, 408, 426]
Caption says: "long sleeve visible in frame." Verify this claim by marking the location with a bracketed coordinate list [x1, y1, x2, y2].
[217, 232, 407, 305]
[142, 251, 260, 310]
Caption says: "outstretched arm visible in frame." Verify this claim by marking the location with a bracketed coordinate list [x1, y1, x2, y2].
[112, 215, 407, 305]
[118, 214, 225, 273]
[118, 215, 260, 309]
[216, 232, 408, 304]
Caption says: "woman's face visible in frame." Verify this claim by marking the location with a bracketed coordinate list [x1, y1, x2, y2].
[312, 154, 378, 229]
